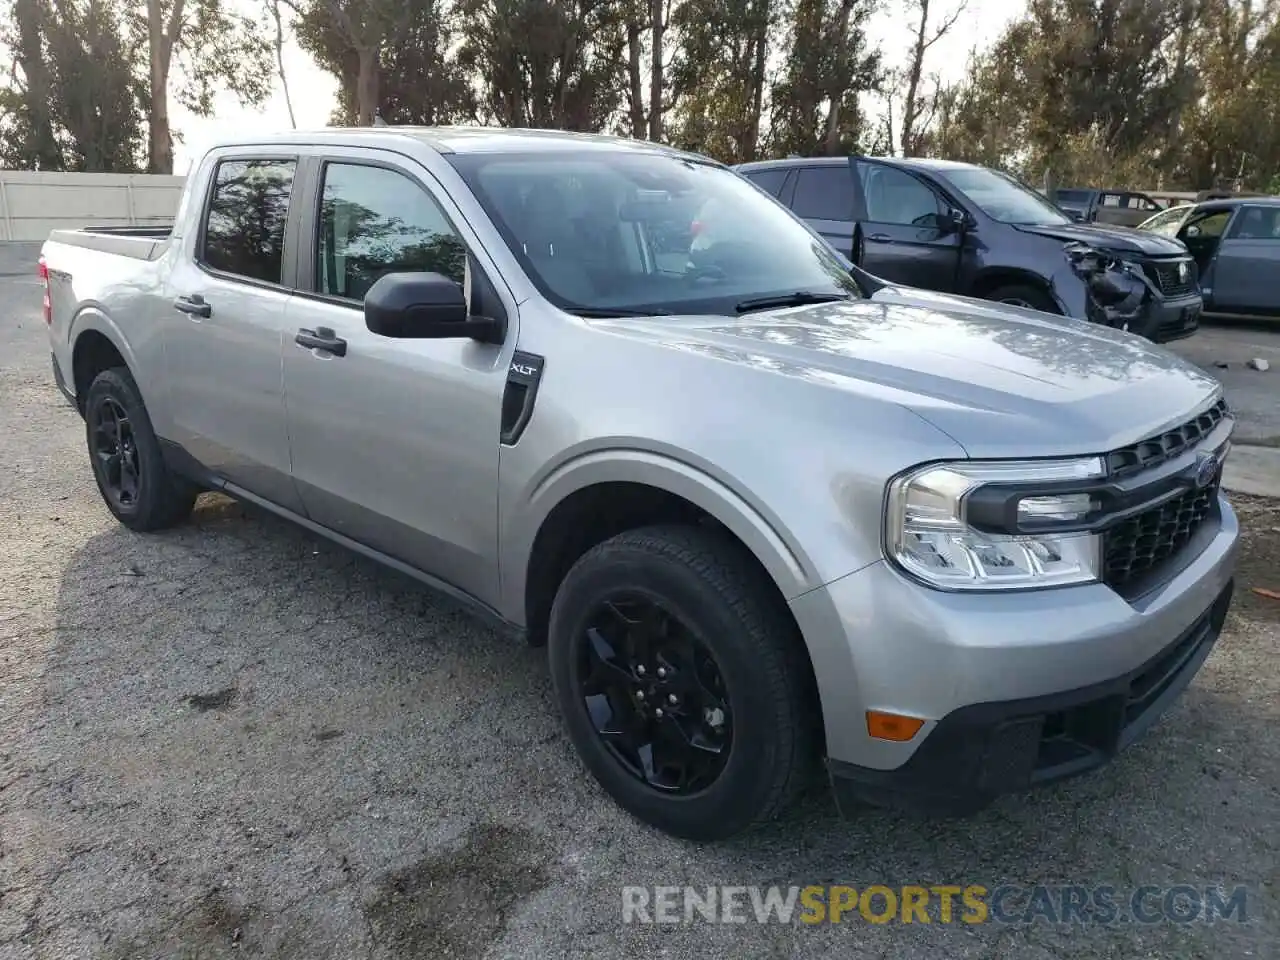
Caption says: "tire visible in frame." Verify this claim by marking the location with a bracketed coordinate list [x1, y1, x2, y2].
[84, 366, 199, 532]
[547, 524, 818, 840]
[986, 284, 1060, 314]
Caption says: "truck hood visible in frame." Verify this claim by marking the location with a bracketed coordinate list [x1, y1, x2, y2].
[592, 287, 1222, 459]
[1014, 221, 1187, 256]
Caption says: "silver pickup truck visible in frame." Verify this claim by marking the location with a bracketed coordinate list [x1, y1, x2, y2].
[41, 128, 1239, 841]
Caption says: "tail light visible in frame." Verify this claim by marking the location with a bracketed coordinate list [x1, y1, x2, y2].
[690, 219, 704, 236]
[38, 255, 51, 324]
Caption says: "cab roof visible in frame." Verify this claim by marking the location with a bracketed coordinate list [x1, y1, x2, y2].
[205, 125, 713, 163]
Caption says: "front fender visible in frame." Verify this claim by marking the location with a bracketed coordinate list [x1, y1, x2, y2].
[498, 445, 821, 624]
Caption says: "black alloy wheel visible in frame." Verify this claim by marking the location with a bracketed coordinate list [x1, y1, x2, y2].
[575, 594, 732, 794]
[89, 394, 141, 512]
[547, 525, 818, 841]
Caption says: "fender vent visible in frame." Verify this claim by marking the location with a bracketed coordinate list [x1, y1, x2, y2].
[501, 351, 545, 446]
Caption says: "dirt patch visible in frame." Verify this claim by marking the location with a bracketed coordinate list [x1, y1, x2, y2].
[184, 687, 239, 712]
[364, 822, 552, 959]
[1229, 493, 1280, 623]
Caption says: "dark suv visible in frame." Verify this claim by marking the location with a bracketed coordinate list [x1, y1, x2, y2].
[734, 156, 1205, 342]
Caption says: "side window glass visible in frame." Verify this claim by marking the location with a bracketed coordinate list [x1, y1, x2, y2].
[1187, 210, 1232, 239]
[790, 167, 856, 220]
[744, 169, 789, 198]
[318, 163, 467, 302]
[201, 158, 296, 284]
[1225, 206, 1280, 240]
[858, 166, 943, 226]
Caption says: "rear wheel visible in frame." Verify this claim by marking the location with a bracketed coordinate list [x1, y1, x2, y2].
[85, 367, 199, 531]
[547, 524, 818, 840]
[986, 284, 1060, 314]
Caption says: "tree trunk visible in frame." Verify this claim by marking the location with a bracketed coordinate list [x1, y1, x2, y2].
[744, 0, 769, 160]
[647, 0, 665, 140]
[626, 20, 646, 137]
[146, 0, 183, 174]
[355, 45, 379, 125]
[269, 0, 296, 127]
[900, 0, 930, 156]
[823, 0, 856, 155]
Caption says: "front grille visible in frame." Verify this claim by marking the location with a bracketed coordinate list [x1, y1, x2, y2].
[1106, 398, 1229, 478]
[1102, 483, 1216, 588]
[1142, 257, 1198, 298]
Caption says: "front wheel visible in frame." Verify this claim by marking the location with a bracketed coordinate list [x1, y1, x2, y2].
[547, 525, 818, 840]
[986, 284, 1061, 314]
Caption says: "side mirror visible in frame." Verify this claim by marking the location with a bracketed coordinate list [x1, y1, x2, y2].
[944, 207, 966, 233]
[364, 271, 499, 342]
[1185, 224, 1202, 239]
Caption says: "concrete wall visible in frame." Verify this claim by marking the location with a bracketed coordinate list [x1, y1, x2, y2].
[0, 171, 186, 242]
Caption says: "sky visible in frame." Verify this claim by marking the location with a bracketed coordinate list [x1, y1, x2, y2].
[171, 0, 1020, 173]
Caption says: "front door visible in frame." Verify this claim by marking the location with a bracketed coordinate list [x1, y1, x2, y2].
[281, 154, 509, 606]
[1207, 204, 1280, 316]
[851, 161, 961, 290]
[163, 153, 304, 513]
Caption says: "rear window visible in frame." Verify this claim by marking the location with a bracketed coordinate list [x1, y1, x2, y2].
[200, 158, 297, 285]
[742, 168, 790, 198]
[790, 166, 856, 221]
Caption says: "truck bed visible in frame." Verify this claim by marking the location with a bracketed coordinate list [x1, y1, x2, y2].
[46, 224, 174, 262]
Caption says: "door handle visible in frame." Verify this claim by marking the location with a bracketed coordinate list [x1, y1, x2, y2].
[295, 327, 347, 357]
[866, 233, 892, 243]
[173, 294, 211, 318]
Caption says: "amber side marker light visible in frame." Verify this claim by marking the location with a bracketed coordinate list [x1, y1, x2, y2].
[866, 711, 926, 742]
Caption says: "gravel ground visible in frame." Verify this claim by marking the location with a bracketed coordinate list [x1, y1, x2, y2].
[1, 246, 1277, 959]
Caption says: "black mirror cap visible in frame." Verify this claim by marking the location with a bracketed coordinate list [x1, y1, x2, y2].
[363, 271, 498, 341]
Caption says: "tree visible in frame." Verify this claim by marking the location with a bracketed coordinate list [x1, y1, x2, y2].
[767, 0, 881, 157]
[266, 0, 297, 127]
[456, 0, 628, 130]
[898, 0, 967, 157]
[141, 0, 273, 172]
[294, 0, 473, 125]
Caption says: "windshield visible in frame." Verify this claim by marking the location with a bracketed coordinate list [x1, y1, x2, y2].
[941, 167, 1071, 226]
[446, 150, 861, 316]
[1139, 205, 1190, 238]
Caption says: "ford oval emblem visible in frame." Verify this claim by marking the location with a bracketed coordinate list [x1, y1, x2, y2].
[1194, 451, 1220, 489]
[1179, 260, 1190, 283]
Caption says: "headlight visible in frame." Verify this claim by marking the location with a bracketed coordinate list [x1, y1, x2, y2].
[885, 457, 1107, 591]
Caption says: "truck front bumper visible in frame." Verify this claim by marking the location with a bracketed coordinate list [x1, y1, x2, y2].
[789, 494, 1239, 817]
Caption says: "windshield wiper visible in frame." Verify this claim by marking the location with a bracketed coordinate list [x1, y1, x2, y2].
[734, 291, 852, 314]
[569, 307, 672, 318]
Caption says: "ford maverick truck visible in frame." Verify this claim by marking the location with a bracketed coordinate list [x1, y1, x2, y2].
[42, 127, 1238, 840]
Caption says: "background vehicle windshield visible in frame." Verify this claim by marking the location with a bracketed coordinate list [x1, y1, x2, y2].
[447, 151, 861, 316]
[942, 167, 1072, 226]
[1138, 205, 1191, 237]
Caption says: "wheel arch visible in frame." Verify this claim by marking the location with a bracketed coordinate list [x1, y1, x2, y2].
[969, 267, 1066, 312]
[506, 450, 819, 649]
[69, 309, 141, 412]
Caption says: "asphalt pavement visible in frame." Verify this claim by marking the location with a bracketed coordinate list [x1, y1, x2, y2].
[1, 245, 1276, 959]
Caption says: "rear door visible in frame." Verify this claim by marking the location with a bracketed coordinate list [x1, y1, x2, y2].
[850, 160, 961, 291]
[162, 149, 305, 513]
[785, 163, 858, 260]
[1206, 204, 1280, 316]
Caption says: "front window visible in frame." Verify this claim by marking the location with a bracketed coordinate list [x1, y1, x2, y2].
[446, 151, 861, 317]
[940, 167, 1071, 226]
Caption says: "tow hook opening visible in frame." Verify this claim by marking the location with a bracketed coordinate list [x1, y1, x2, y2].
[1063, 241, 1152, 332]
